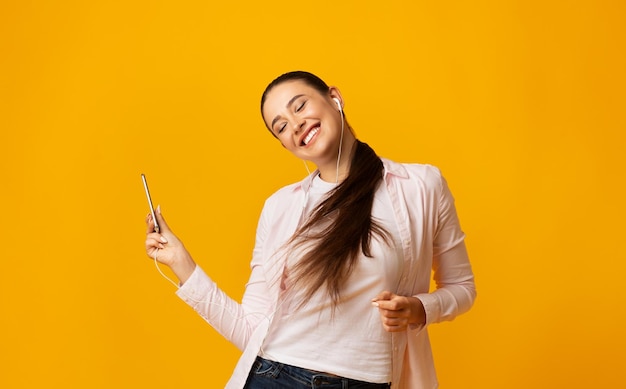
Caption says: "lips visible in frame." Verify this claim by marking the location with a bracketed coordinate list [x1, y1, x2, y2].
[300, 124, 320, 146]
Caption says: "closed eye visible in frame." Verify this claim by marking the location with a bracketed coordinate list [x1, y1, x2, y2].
[295, 101, 306, 112]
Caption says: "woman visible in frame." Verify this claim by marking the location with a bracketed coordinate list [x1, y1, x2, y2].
[144, 71, 476, 389]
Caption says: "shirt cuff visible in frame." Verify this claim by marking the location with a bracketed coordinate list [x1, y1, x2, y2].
[414, 293, 438, 328]
[175, 265, 213, 305]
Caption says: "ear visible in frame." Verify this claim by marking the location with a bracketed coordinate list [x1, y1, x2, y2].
[328, 86, 344, 111]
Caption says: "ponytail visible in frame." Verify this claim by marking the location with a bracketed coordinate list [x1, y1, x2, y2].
[288, 140, 389, 309]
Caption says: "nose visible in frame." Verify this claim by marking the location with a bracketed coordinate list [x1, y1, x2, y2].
[292, 118, 306, 134]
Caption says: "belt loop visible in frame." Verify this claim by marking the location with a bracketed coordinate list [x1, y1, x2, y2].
[270, 360, 284, 378]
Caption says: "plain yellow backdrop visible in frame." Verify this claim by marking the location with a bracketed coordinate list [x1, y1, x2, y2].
[1, 1, 624, 388]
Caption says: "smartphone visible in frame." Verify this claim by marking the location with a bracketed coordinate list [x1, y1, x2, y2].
[141, 173, 160, 233]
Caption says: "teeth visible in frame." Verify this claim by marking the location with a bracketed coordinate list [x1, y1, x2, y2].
[303, 127, 319, 145]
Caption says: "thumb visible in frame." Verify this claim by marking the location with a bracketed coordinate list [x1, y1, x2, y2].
[155, 205, 171, 233]
[372, 290, 395, 303]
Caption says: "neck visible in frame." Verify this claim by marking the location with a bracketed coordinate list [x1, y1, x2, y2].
[317, 134, 357, 183]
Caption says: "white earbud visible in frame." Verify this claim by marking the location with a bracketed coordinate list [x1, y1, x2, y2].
[333, 98, 342, 111]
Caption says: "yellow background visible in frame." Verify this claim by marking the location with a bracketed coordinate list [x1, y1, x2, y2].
[1, 1, 624, 387]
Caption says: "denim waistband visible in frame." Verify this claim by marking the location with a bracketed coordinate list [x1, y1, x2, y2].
[246, 356, 391, 388]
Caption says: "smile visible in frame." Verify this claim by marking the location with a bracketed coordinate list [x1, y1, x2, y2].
[302, 126, 320, 146]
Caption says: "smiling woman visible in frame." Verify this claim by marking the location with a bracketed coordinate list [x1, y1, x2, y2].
[261, 74, 351, 183]
[144, 71, 476, 389]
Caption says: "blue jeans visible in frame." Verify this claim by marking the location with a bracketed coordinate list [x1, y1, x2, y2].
[243, 356, 391, 389]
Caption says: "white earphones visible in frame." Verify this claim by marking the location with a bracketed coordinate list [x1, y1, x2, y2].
[333, 97, 342, 111]
[301, 96, 344, 190]
[333, 97, 344, 184]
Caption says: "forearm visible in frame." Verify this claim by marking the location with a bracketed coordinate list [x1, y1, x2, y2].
[177, 266, 254, 350]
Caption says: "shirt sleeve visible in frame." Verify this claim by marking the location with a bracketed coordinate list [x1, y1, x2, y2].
[175, 202, 274, 351]
[415, 173, 477, 327]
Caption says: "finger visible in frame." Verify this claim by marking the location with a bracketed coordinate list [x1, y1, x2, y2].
[382, 315, 410, 330]
[146, 231, 168, 243]
[374, 298, 405, 311]
[379, 309, 406, 319]
[146, 214, 157, 234]
[381, 312, 409, 325]
[383, 324, 407, 333]
[145, 235, 167, 250]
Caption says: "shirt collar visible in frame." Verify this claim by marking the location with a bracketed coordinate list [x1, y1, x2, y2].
[293, 170, 320, 194]
[381, 158, 409, 179]
[292, 158, 408, 193]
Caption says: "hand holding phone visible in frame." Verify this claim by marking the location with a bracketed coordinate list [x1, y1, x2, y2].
[141, 173, 160, 233]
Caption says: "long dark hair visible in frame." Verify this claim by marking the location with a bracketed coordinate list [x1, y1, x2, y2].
[261, 71, 389, 309]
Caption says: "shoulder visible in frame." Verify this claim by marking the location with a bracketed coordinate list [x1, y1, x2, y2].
[381, 158, 443, 189]
[265, 179, 303, 201]
[261, 177, 306, 213]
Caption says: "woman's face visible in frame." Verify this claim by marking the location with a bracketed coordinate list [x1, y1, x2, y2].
[262, 80, 344, 166]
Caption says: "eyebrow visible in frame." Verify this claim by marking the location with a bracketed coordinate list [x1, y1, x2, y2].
[270, 94, 306, 130]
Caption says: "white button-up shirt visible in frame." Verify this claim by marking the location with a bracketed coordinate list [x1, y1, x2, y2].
[176, 158, 477, 389]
